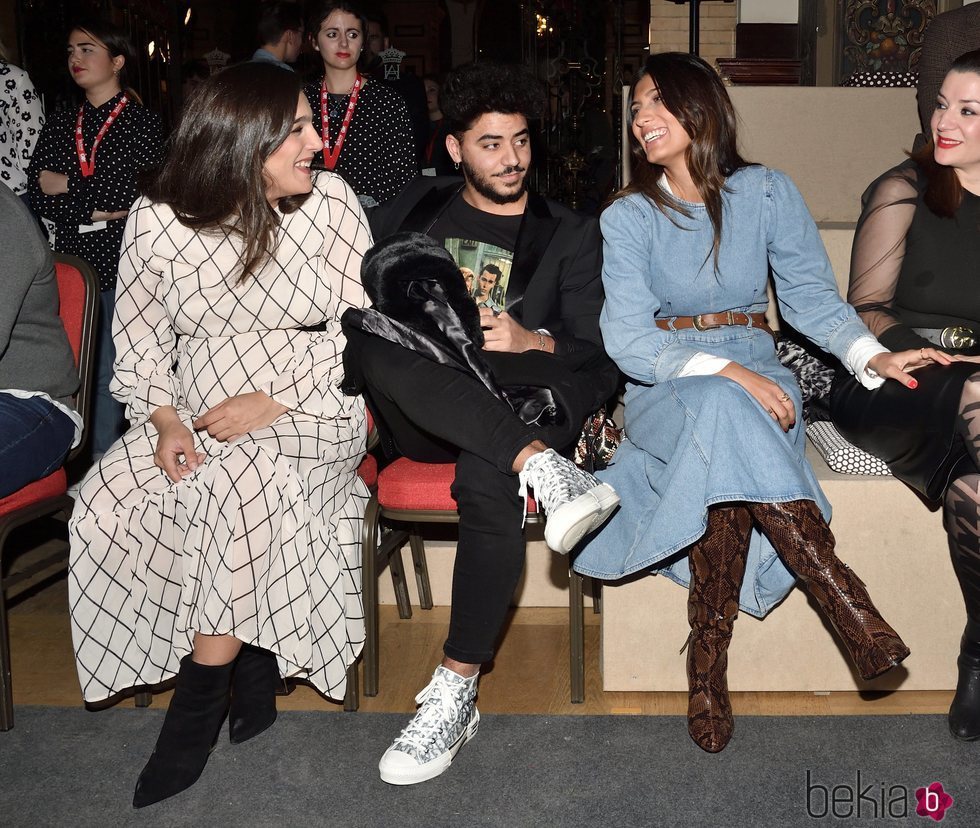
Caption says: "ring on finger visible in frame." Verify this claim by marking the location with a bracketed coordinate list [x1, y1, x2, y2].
[778, 392, 790, 402]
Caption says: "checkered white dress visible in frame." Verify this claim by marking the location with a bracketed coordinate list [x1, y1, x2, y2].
[69, 172, 371, 703]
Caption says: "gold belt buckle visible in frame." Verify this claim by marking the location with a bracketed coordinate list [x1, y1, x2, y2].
[693, 311, 732, 331]
[940, 326, 976, 349]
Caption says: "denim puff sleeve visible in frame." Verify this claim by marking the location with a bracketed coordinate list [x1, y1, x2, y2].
[765, 169, 875, 363]
[599, 196, 706, 384]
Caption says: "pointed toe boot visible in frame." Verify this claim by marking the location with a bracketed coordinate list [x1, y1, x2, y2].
[133, 655, 233, 808]
[748, 500, 909, 681]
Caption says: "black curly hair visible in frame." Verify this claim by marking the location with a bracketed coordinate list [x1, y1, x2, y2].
[440, 62, 546, 135]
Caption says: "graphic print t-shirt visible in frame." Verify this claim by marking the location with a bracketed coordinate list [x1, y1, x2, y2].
[428, 194, 521, 313]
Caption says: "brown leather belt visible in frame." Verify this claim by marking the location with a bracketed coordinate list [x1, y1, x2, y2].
[655, 311, 774, 339]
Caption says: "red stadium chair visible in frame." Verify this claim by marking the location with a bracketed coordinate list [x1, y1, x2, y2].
[0, 253, 97, 731]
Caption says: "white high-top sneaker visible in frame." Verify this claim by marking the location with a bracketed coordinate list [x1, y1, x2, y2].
[378, 665, 480, 785]
[519, 448, 620, 554]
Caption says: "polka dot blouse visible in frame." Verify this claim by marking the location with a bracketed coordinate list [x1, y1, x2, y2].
[304, 76, 418, 208]
[27, 92, 163, 291]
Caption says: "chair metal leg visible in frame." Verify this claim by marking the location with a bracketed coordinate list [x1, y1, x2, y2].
[134, 690, 152, 708]
[362, 495, 381, 697]
[388, 542, 413, 620]
[343, 658, 359, 712]
[0, 580, 13, 731]
[592, 577, 602, 614]
[409, 527, 433, 610]
[569, 566, 585, 704]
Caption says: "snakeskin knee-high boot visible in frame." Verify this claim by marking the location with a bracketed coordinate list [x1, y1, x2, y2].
[748, 500, 909, 681]
[686, 504, 754, 753]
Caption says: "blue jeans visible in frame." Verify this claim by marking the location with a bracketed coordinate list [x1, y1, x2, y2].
[90, 289, 127, 457]
[0, 394, 75, 498]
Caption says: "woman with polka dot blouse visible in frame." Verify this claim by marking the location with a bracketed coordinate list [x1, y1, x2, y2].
[28, 18, 162, 458]
[303, 1, 417, 209]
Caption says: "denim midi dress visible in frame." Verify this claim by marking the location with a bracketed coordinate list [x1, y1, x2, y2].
[573, 167, 878, 617]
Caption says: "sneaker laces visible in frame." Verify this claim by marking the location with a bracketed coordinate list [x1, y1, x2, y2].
[390, 672, 472, 755]
[518, 449, 595, 527]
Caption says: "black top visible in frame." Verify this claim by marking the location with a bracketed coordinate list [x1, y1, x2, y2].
[27, 92, 163, 291]
[430, 193, 522, 312]
[429, 193, 522, 251]
[303, 77, 417, 209]
[847, 160, 980, 352]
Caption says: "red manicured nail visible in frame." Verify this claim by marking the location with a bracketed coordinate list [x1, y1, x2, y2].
[908, 379, 918, 389]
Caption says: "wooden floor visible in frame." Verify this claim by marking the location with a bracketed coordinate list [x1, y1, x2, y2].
[8, 564, 952, 719]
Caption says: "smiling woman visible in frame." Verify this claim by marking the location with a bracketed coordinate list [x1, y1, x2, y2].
[263, 97, 321, 205]
[67, 61, 372, 808]
[831, 49, 980, 745]
[575, 51, 929, 755]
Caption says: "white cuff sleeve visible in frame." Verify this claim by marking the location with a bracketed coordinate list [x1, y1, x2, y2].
[844, 335, 890, 390]
[679, 352, 732, 377]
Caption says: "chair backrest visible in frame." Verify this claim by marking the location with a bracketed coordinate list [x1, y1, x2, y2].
[54, 253, 99, 461]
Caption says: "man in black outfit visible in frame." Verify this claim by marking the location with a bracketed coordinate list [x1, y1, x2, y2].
[344, 62, 619, 786]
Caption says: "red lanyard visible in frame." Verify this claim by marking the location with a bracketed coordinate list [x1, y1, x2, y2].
[76, 95, 129, 178]
[319, 75, 361, 170]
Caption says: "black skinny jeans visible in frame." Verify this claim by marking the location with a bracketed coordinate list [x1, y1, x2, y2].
[357, 334, 578, 664]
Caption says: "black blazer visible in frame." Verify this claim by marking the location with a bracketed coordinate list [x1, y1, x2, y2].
[370, 176, 608, 364]
[360, 176, 620, 442]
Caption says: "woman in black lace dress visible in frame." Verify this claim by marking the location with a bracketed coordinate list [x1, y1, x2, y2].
[831, 50, 980, 742]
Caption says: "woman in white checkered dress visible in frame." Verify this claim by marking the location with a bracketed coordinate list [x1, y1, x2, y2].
[67, 63, 371, 807]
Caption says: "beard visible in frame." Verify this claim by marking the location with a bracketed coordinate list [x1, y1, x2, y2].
[460, 158, 528, 205]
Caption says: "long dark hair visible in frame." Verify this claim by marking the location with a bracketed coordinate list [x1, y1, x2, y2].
[144, 62, 309, 283]
[616, 52, 751, 270]
[69, 18, 140, 103]
[910, 48, 980, 217]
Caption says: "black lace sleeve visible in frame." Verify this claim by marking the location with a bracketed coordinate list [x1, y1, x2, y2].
[847, 162, 931, 352]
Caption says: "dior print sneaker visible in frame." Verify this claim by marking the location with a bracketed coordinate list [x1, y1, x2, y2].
[519, 448, 620, 554]
[378, 665, 480, 785]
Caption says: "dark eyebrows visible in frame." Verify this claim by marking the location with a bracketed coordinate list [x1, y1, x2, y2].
[938, 92, 980, 105]
[475, 128, 529, 142]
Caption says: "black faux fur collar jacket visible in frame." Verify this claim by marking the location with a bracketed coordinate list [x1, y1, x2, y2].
[341, 232, 558, 427]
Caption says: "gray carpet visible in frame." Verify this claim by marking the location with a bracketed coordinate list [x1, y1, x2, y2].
[0, 707, 976, 827]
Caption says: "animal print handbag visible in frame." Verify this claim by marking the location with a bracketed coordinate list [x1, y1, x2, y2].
[574, 405, 623, 473]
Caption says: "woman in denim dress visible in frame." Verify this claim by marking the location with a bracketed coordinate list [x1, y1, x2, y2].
[574, 53, 940, 753]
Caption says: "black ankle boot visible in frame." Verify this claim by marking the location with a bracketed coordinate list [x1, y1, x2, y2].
[949, 619, 980, 741]
[229, 645, 280, 744]
[133, 655, 233, 808]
